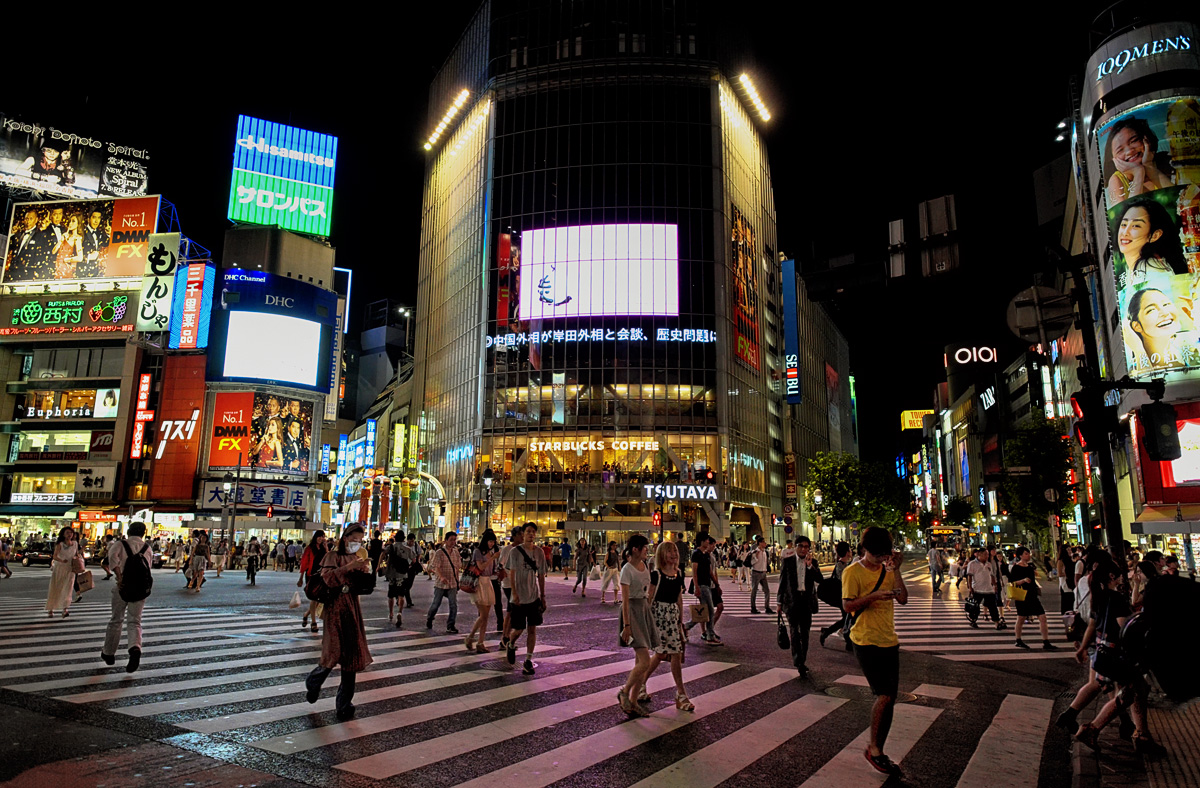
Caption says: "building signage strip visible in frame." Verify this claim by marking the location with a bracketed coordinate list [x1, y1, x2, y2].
[781, 259, 802, 404]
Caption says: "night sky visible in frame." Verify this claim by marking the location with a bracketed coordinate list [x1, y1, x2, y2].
[0, 1, 1125, 464]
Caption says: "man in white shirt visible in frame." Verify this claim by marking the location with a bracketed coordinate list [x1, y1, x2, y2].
[498, 526, 522, 650]
[748, 534, 774, 615]
[965, 547, 1003, 629]
[100, 521, 151, 672]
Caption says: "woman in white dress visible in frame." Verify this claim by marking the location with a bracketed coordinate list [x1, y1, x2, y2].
[45, 526, 79, 618]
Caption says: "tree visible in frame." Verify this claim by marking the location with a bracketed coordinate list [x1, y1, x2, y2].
[944, 496, 977, 527]
[805, 452, 912, 539]
[1001, 419, 1074, 550]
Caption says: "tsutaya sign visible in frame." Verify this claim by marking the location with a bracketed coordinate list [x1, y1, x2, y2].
[529, 439, 659, 452]
[642, 483, 717, 501]
[1094, 34, 1192, 80]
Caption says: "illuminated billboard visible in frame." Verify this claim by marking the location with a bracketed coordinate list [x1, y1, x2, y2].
[731, 204, 760, 370]
[1097, 97, 1200, 377]
[227, 115, 337, 237]
[168, 264, 215, 349]
[205, 269, 337, 393]
[781, 259, 802, 404]
[0, 115, 150, 198]
[516, 224, 679, 320]
[1, 292, 134, 336]
[209, 391, 314, 477]
[136, 233, 181, 332]
[2, 196, 160, 285]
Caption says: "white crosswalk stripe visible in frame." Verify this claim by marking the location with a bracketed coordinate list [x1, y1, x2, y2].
[0, 598, 1060, 787]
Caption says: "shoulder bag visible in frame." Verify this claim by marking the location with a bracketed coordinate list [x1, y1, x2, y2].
[842, 567, 887, 639]
[776, 610, 790, 650]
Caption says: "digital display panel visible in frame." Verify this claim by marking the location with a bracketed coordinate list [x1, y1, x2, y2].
[1096, 97, 1200, 378]
[730, 205, 760, 370]
[223, 311, 323, 388]
[3, 196, 160, 285]
[209, 391, 314, 477]
[168, 263, 215, 349]
[228, 115, 337, 237]
[517, 224, 679, 320]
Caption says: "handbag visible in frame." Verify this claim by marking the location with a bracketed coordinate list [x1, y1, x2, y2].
[776, 611, 790, 650]
[964, 595, 981, 621]
[1094, 642, 1135, 682]
[1008, 585, 1028, 602]
[458, 569, 480, 593]
[817, 574, 842, 609]
[689, 603, 710, 623]
[71, 553, 86, 574]
[75, 570, 94, 593]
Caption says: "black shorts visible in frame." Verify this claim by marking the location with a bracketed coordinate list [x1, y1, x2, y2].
[1015, 596, 1046, 617]
[710, 587, 723, 606]
[510, 601, 543, 629]
[854, 644, 900, 697]
[387, 583, 405, 599]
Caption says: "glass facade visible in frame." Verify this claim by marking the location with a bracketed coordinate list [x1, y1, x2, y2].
[414, 1, 850, 540]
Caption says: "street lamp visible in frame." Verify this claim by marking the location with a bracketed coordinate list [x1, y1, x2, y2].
[812, 488, 824, 542]
[482, 467, 494, 536]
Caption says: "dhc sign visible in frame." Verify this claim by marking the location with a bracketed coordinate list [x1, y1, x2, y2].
[642, 484, 718, 501]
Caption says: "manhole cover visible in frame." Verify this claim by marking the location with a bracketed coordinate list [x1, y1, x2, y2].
[475, 659, 537, 672]
[825, 685, 917, 703]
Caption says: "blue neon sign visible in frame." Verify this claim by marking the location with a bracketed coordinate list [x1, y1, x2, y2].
[781, 259, 802, 405]
[335, 433, 348, 491]
[366, 419, 377, 471]
[321, 443, 330, 475]
[233, 115, 338, 189]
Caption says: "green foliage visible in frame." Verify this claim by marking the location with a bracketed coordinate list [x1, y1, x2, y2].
[1001, 419, 1074, 538]
[805, 452, 913, 537]
[944, 496, 977, 526]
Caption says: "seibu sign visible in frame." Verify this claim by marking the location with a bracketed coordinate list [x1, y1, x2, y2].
[641, 483, 717, 501]
[529, 439, 659, 453]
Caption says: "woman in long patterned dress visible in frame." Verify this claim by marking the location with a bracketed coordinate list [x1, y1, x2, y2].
[45, 526, 79, 618]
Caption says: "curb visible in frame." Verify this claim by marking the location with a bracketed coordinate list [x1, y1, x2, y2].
[1072, 740, 1100, 788]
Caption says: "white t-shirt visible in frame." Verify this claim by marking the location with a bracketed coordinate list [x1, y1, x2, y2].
[966, 559, 995, 593]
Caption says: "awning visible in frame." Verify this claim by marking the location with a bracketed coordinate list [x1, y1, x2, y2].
[1131, 504, 1200, 535]
[0, 504, 77, 516]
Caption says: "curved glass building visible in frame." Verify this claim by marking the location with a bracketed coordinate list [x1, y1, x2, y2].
[412, 0, 853, 543]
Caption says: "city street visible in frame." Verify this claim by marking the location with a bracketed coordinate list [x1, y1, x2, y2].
[0, 558, 1086, 787]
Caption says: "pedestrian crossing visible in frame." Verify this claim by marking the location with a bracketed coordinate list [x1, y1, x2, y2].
[0, 595, 1066, 788]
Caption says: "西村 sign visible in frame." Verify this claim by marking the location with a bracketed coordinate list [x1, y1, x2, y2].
[228, 115, 337, 237]
[900, 410, 935, 430]
[3, 293, 134, 337]
[641, 483, 718, 501]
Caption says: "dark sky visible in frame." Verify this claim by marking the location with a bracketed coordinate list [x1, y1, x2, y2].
[1, 1, 1132, 463]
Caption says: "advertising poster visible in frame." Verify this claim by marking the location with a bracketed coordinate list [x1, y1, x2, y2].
[169, 263, 215, 350]
[3, 196, 160, 285]
[1097, 97, 1200, 377]
[0, 116, 150, 198]
[136, 233, 180, 332]
[148, 354, 206, 500]
[731, 204, 760, 370]
[209, 392, 314, 477]
[781, 259, 802, 404]
[826, 363, 842, 453]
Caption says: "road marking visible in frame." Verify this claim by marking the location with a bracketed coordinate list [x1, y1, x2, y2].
[798, 704, 943, 787]
[834, 675, 871, 687]
[438, 667, 798, 788]
[331, 662, 737, 778]
[627, 693, 847, 788]
[0, 623, 306, 662]
[913, 684, 963, 699]
[954, 695, 1052, 787]
[940, 652, 1076, 661]
[256, 657, 658, 755]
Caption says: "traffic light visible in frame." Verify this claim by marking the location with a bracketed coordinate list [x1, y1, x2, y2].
[266, 504, 274, 518]
[905, 513, 914, 522]
[1140, 401, 1182, 461]
[1070, 389, 1118, 450]
[652, 511, 662, 528]
[704, 468, 716, 484]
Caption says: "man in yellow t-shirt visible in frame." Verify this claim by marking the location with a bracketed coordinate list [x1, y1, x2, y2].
[842, 526, 908, 778]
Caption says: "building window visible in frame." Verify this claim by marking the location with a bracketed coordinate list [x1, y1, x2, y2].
[618, 33, 625, 52]
[632, 33, 645, 53]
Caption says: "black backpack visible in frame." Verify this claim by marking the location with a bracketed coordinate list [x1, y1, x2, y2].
[118, 539, 153, 603]
[388, 544, 410, 575]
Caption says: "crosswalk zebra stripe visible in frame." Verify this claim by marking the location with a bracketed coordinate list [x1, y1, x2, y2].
[798, 704, 943, 787]
[253, 657, 659, 754]
[115, 647, 591, 716]
[438, 667, 799, 788]
[911, 684, 963, 700]
[0, 609, 260, 633]
[625, 693, 848, 788]
[8, 634, 470, 693]
[940, 652, 1077, 662]
[1, 613, 293, 643]
[0, 623, 308, 663]
[953, 695, 1053, 787]
[331, 661, 739, 779]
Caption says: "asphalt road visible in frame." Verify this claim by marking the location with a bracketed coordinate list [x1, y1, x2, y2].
[0, 555, 1082, 787]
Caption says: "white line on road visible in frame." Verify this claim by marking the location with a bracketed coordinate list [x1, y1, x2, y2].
[798, 703, 943, 787]
[954, 695, 1053, 787]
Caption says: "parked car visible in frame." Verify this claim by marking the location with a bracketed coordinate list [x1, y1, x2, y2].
[15, 542, 54, 566]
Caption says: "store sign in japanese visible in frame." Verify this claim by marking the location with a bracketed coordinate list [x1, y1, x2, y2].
[365, 419, 377, 470]
[227, 115, 337, 237]
[199, 479, 306, 512]
[136, 232, 180, 332]
[487, 326, 715, 350]
[170, 263, 214, 349]
[2, 293, 133, 336]
[10, 492, 73, 503]
[391, 424, 405, 467]
[321, 443, 330, 474]
[75, 463, 116, 494]
[129, 373, 152, 459]
[336, 433, 348, 491]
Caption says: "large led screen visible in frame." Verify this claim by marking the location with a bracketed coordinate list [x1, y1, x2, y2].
[1097, 97, 1200, 377]
[209, 391, 314, 477]
[516, 224, 679, 320]
[222, 312, 322, 388]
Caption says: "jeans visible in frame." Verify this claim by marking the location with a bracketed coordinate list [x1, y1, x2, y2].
[428, 585, 458, 628]
[929, 565, 943, 592]
[750, 570, 771, 611]
[786, 601, 813, 669]
[246, 555, 258, 582]
[103, 584, 144, 656]
[491, 579, 503, 631]
[306, 665, 356, 713]
[574, 564, 589, 589]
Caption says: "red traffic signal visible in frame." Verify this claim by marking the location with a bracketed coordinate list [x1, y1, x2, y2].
[704, 468, 715, 483]
[652, 511, 662, 528]
[905, 513, 914, 521]
[266, 504, 274, 518]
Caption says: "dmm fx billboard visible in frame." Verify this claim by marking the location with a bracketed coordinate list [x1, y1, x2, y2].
[228, 115, 338, 237]
[781, 259, 802, 404]
[209, 391, 315, 478]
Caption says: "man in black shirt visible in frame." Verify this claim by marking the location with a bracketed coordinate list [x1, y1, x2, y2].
[685, 537, 721, 644]
[778, 535, 824, 677]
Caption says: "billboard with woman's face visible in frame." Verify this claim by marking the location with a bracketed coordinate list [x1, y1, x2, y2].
[1097, 97, 1200, 377]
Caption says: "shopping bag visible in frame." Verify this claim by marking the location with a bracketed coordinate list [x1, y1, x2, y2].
[1008, 586, 1028, 602]
[589, 566, 601, 582]
[75, 570, 95, 593]
[289, 590, 303, 609]
[689, 603, 710, 624]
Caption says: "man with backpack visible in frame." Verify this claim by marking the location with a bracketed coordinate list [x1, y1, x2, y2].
[385, 532, 418, 628]
[99, 521, 153, 673]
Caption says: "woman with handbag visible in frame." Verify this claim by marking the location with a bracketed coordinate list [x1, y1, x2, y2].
[464, 529, 498, 653]
[1009, 547, 1057, 651]
[189, 532, 211, 592]
[617, 534, 658, 717]
[299, 531, 327, 633]
[572, 538, 592, 596]
[305, 524, 373, 721]
[45, 527, 80, 618]
[643, 541, 694, 711]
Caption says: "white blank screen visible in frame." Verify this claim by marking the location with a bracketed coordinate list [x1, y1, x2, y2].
[223, 311, 321, 387]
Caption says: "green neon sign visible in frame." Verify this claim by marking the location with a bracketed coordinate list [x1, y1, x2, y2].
[227, 170, 333, 236]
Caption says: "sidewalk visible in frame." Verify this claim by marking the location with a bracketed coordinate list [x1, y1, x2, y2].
[1073, 697, 1200, 788]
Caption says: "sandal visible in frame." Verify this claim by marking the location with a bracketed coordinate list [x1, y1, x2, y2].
[1075, 725, 1100, 751]
[302, 615, 308, 628]
[310, 624, 318, 633]
[465, 635, 476, 652]
[675, 692, 695, 711]
[475, 642, 489, 653]
[617, 689, 634, 714]
[637, 690, 651, 703]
